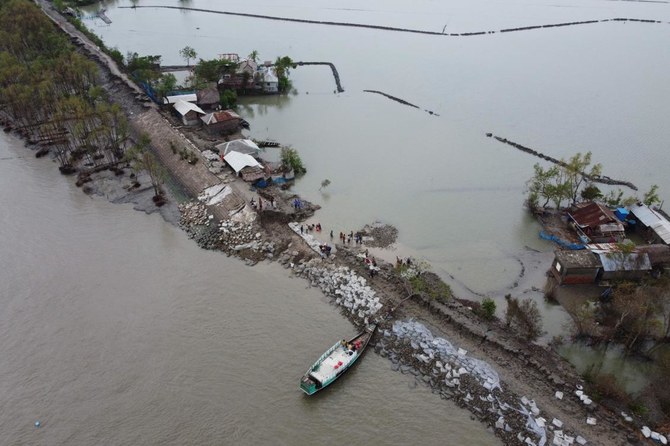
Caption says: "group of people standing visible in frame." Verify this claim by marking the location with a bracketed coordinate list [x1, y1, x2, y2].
[300, 223, 321, 234]
[250, 195, 275, 211]
[333, 230, 363, 245]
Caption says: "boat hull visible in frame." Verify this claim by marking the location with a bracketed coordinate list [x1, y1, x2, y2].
[299, 324, 377, 395]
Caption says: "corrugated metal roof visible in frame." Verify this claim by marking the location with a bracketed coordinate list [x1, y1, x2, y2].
[163, 93, 197, 104]
[630, 204, 661, 226]
[215, 139, 260, 156]
[223, 151, 261, 173]
[597, 252, 651, 272]
[173, 99, 205, 116]
[201, 110, 241, 125]
[569, 202, 617, 229]
[630, 204, 670, 244]
[651, 220, 670, 244]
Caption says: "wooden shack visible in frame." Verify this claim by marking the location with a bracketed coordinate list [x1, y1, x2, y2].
[551, 250, 602, 285]
[568, 202, 624, 243]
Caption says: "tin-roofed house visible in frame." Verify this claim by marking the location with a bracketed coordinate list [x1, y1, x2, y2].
[256, 66, 279, 93]
[215, 139, 261, 157]
[200, 110, 243, 135]
[172, 99, 206, 126]
[568, 201, 625, 243]
[629, 204, 670, 246]
[163, 93, 197, 105]
[596, 251, 651, 282]
[551, 250, 602, 285]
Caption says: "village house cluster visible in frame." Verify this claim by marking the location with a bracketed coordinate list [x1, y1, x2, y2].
[155, 54, 294, 191]
[551, 202, 670, 285]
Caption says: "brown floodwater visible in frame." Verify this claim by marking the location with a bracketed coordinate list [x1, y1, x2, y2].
[0, 132, 499, 444]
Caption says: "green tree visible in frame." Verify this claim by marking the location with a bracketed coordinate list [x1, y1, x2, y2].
[154, 73, 178, 100]
[219, 89, 237, 109]
[581, 184, 602, 201]
[526, 163, 567, 210]
[281, 146, 306, 175]
[274, 56, 295, 93]
[564, 152, 602, 206]
[643, 184, 661, 207]
[179, 45, 197, 67]
[481, 298, 497, 320]
[194, 58, 224, 83]
[126, 53, 162, 84]
[248, 50, 259, 63]
[526, 152, 604, 210]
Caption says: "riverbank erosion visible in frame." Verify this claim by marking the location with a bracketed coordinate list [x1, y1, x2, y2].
[21, 2, 662, 444]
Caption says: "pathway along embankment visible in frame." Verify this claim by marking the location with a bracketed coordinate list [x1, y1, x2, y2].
[37, 0, 247, 220]
[488, 133, 638, 190]
[120, 6, 669, 37]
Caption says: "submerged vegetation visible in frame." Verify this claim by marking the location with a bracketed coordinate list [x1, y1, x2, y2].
[0, 0, 165, 201]
[0, 0, 129, 173]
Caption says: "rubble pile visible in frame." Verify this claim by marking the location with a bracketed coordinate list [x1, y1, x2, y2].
[218, 220, 276, 260]
[178, 202, 274, 257]
[179, 202, 210, 227]
[278, 257, 383, 324]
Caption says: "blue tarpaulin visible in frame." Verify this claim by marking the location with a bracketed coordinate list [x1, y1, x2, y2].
[614, 207, 629, 222]
[539, 231, 585, 250]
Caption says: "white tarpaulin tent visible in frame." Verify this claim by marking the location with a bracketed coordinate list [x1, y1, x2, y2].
[224, 151, 261, 173]
[216, 139, 261, 157]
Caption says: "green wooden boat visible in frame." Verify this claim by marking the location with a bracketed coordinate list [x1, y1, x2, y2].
[299, 324, 377, 395]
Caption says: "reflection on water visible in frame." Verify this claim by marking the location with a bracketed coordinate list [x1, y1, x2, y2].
[559, 342, 658, 395]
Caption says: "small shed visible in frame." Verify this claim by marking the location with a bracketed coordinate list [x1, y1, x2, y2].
[568, 202, 624, 243]
[551, 250, 602, 285]
[629, 204, 670, 245]
[597, 252, 651, 281]
[222, 150, 261, 173]
[200, 110, 242, 135]
[222, 151, 265, 182]
[196, 86, 220, 110]
[172, 99, 205, 126]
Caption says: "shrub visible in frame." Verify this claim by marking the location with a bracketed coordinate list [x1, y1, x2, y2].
[481, 298, 496, 320]
[281, 147, 306, 175]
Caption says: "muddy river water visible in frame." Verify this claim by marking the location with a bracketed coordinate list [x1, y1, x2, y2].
[0, 132, 498, 444]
